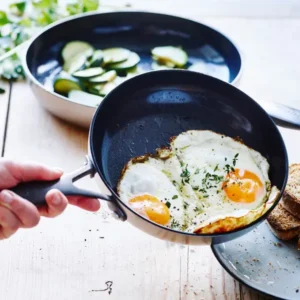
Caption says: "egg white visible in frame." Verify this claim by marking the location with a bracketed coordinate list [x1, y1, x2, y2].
[118, 130, 278, 234]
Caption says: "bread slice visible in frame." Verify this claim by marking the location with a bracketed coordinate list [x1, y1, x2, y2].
[267, 203, 300, 240]
[281, 164, 300, 218]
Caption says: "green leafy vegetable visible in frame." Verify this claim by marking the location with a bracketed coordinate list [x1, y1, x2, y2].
[0, 0, 101, 93]
[9, 2, 27, 16]
[0, 11, 9, 26]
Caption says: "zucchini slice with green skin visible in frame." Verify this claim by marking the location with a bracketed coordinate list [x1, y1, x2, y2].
[102, 47, 130, 64]
[54, 76, 82, 95]
[62, 41, 94, 62]
[151, 61, 174, 70]
[151, 46, 188, 68]
[107, 52, 140, 71]
[89, 70, 117, 84]
[87, 84, 104, 96]
[99, 82, 117, 96]
[63, 52, 89, 74]
[68, 90, 103, 107]
[88, 50, 103, 67]
[73, 67, 105, 79]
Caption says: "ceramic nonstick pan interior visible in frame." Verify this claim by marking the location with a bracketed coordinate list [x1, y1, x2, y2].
[11, 70, 288, 245]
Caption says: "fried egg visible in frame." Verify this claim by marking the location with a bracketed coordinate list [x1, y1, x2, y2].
[118, 130, 280, 234]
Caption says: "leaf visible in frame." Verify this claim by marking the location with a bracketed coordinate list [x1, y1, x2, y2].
[66, 2, 82, 15]
[9, 1, 27, 17]
[0, 11, 10, 26]
[18, 17, 32, 27]
[0, 86, 5, 94]
[32, 0, 57, 10]
[83, 0, 99, 12]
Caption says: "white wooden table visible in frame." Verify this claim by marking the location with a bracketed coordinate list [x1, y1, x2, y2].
[0, 1, 300, 299]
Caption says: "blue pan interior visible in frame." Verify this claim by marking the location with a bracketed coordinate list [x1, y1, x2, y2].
[26, 11, 242, 88]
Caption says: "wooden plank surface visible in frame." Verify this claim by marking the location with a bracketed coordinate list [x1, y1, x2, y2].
[1, 1, 300, 300]
[102, 0, 300, 18]
[0, 83, 10, 156]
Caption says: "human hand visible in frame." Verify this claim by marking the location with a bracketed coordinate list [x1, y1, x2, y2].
[0, 158, 100, 239]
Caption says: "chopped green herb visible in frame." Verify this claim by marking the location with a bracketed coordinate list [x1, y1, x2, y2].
[224, 164, 232, 174]
[165, 201, 171, 208]
[183, 202, 189, 209]
[0, 87, 5, 94]
[193, 207, 201, 212]
[181, 165, 190, 177]
[162, 169, 172, 178]
[172, 195, 178, 199]
[194, 168, 200, 175]
[172, 180, 177, 186]
[180, 160, 184, 167]
[192, 186, 199, 191]
[180, 145, 190, 150]
[225, 157, 227, 161]
[214, 164, 219, 171]
[170, 219, 180, 228]
[180, 223, 189, 231]
[203, 195, 209, 198]
[233, 153, 239, 166]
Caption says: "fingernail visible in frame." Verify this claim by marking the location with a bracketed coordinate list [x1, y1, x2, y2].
[0, 190, 12, 204]
[54, 167, 63, 173]
[51, 193, 61, 205]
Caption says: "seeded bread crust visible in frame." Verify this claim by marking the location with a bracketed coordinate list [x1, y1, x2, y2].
[282, 164, 300, 218]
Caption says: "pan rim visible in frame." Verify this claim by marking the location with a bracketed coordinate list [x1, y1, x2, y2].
[89, 69, 289, 238]
[22, 10, 243, 109]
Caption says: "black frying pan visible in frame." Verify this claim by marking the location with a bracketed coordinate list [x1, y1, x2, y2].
[11, 70, 288, 245]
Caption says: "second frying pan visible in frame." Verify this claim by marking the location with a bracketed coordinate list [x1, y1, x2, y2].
[11, 70, 288, 246]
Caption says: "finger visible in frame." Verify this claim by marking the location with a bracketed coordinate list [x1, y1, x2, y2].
[0, 159, 63, 189]
[0, 190, 40, 228]
[38, 189, 68, 218]
[68, 196, 100, 212]
[0, 206, 21, 239]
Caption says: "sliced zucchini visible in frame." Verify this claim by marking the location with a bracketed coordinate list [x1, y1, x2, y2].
[62, 41, 94, 62]
[107, 52, 140, 71]
[102, 47, 130, 65]
[151, 61, 173, 70]
[54, 75, 82, 95]
[89, 70, 117, 84]
[88, 50, 103, 67]
[73, 67, 105, 79]
[63, 52, 88, 74]
[68, 90, 103, 107]
[99, 82, 117, 96]
[87, 84, 104, 96]
[151, 46, 188, 68]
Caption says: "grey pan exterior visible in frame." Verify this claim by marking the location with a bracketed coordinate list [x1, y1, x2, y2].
[21, 11, 243, 129]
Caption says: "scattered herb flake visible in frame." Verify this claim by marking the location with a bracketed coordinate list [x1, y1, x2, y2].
[183, 202, 189, 209]
[172, 195, 178, 199]
[165, 201, 171, 208]
[180, 145, 190, 150]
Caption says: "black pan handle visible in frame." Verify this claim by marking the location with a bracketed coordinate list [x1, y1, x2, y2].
[9, 156, 127, 220]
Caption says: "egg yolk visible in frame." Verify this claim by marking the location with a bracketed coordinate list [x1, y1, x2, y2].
[129, 195, 171, 225]
[222, 169, 264, 203]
